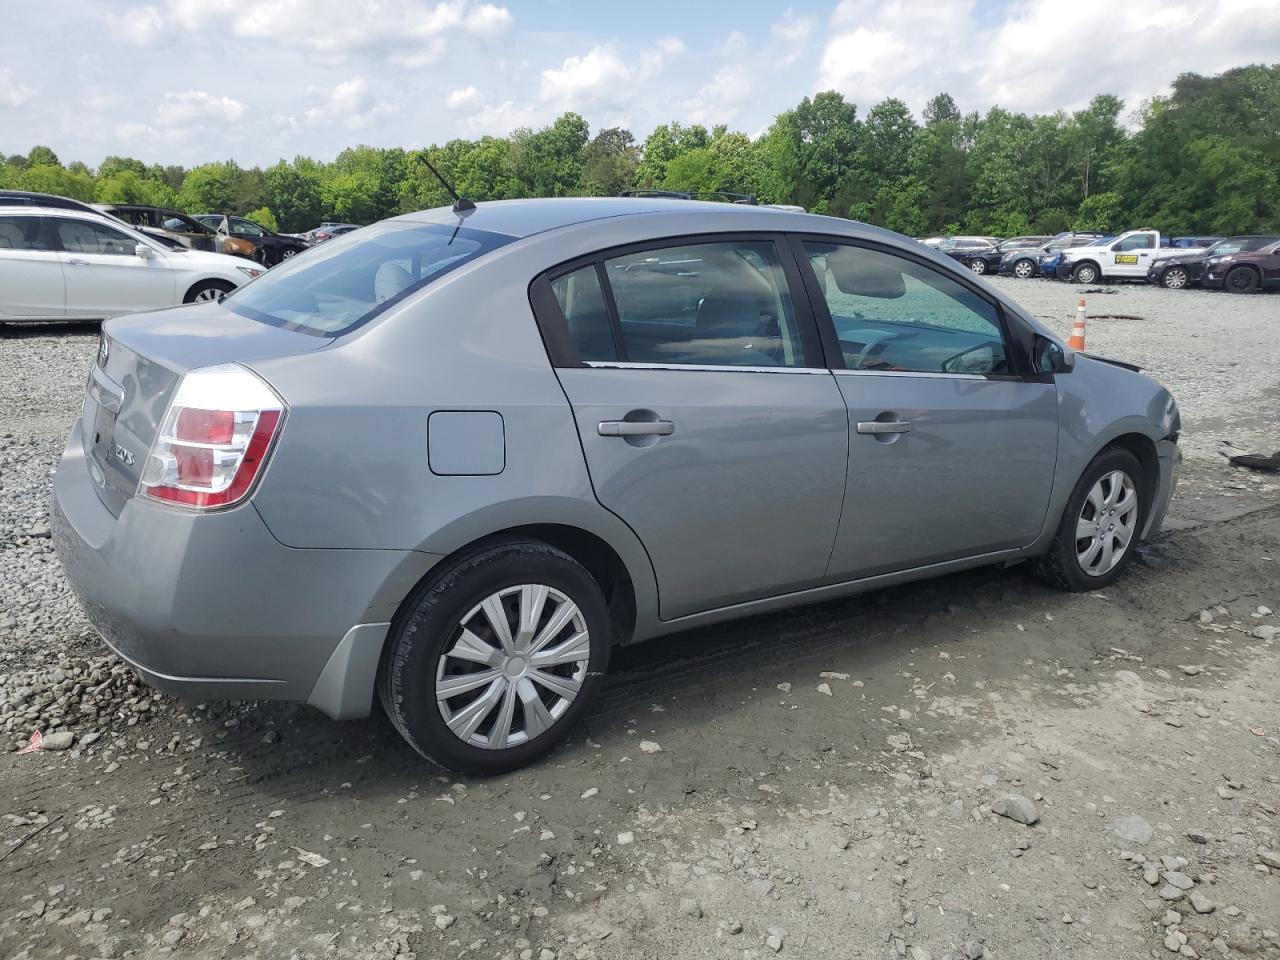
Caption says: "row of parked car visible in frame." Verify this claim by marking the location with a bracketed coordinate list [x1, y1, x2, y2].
[922, 231, 1280, 292]
[0, 190, 372, 322]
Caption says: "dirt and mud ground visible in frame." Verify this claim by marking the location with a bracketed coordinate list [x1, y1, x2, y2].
[1, 279, 1278, 960]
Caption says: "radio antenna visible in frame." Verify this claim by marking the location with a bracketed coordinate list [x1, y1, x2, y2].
[417, 152, 475, 213]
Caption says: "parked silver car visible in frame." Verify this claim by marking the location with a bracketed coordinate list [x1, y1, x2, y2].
[53, 198, 1181, 773]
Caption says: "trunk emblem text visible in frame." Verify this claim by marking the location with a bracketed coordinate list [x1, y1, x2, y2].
[113, 442, 135, 467]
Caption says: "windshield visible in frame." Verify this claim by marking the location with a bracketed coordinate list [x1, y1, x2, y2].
[223, 220, 513, 337]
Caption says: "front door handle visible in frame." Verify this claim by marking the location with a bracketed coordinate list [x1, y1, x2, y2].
[856, 420, 912, 435]
[66, 258, 90, 266]
[598, 419, 675, 437]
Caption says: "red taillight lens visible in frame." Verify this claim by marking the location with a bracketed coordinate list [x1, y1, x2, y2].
[140, 364, 284, 510]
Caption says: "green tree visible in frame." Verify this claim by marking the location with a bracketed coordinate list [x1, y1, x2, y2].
[635, 122, 710, 187]
[27, 145, 60, 167]
[265, 158, 324, 230]
[245, 206, 279, 231]
[581, 127, 639, 196]
[20, 163, 95, 200]
[177, 163, 239, 213]
[96, 170, 177, 207]
[510, 113, 590, 197]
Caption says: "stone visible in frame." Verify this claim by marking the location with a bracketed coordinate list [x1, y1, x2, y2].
[1179, 665, 1203, 676]
[911, 948, 932, 960]
[1144, 866, 1160, 885]
[991, 794, 1040, 825]
[1109, 814, 1154, 845]
[678, 897, 702, 919]
[816, 683, 833, 696]
[616, 831, 634, 845]
[434, 914, 455, 931]
[1163, 872, 1194, 891]
[41, 731, 75, 751]
[1159, 885, 1186, 902]
[1258, 850, 1280, 870]
[638, 740, 661, 754]
[1189, 892, 1216, 914]
[1253, 625, 1278, 641]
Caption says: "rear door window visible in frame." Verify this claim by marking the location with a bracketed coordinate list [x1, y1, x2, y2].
[54, 219, 138, 256]
[600, 240, 806, 367]
[550, 266, 616, 362]
[0, 215, 50, 250]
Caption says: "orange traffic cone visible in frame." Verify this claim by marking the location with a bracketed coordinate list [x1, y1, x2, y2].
[1068, 298, 1087, 350]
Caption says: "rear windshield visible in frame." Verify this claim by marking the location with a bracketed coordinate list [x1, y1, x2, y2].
[224, 221, 512, 337]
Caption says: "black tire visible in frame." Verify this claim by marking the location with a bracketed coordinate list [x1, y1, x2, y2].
[1160, 266, 1189, 290]
[1224, 266, 1260, 294]
[1032, 447, 1147, 592]
[378, 540, 612, 775]
[968, 258, 988, 275]
[184, 280, 235, 303]
[1071, 262, 1100, 284]
[1012, 259, 1035, 279]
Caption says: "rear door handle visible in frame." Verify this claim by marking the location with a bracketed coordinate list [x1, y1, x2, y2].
[856, 420, 912, 435]
[598, 420, 675, 437]
[66, 258, 90, 266]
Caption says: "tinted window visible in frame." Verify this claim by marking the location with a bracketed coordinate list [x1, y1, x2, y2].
[230, 218, 266, 237]
[224, 221, 512, 337]
[0, 215, 50, 251]
[55, 219, 138, 256]
[602, 240, 806, 367]
[802, 241, 1009, 375]
[1116, 233, 1155, 251]
[551, 265, 616, 362]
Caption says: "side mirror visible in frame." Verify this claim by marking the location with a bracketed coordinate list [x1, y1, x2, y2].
[135, 243, 155, 259]
[1035, 335, 1074, 374]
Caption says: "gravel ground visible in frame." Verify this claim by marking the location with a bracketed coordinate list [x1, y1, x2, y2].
[1, 282, 1278, 960]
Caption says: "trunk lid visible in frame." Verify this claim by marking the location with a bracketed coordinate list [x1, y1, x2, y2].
[82, 303, 329, 515]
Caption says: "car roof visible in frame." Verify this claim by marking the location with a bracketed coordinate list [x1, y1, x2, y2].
[391, 196, 839, 240]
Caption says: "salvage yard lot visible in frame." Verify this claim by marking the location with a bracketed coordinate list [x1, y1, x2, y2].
[1, 278, 1278, 960]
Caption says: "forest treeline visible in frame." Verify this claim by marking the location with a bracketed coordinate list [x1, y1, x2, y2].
[3, 64, 1277, 237]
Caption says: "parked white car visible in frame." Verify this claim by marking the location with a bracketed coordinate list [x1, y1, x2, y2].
[1055, 229, 1211, 284]
[0, 207, 263, 322]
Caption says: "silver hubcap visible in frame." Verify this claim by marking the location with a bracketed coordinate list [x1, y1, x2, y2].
[194, 287, 223, 302]
[1015, 261, 1033, 278]
[436, 584, 590, 750]
[1165, 269, 1186, 289]
[1078, 266, 1096, 282]
[282, 249, 295, 258]
[1076, 470, 1138, 577]
[970, 260, 985, 273]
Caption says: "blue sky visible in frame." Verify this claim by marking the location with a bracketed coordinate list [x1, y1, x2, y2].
[2, 0, 1278, 168]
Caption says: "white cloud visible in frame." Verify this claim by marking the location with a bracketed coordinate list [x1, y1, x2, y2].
[816, 0, 1280, 118]
[446, 86, 482, 109]
[540, 38, 684, 112]
[0, 68, 33, 107]
[302, 77, 396, 129]
[112, 5, 164, 45]
[156, 90, 246, 126]
[161, 0, 511, 62]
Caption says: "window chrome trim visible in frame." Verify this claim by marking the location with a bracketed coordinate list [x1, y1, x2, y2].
[832, 368, 987, 381]
[581, 361, 830, 375]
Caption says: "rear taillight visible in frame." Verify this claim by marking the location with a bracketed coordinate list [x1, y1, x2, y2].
[139, 364, 284, 509]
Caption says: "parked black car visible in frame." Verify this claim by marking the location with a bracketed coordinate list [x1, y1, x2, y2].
[95, 204, 221, 252]
[998, 232, 1107, 279]
[1200, 238, 1280, 293]
[960, 236, 1054, 275]
[936, 237, 999, 274]
[1147, 236, 1280, 289]
[194, 214, 309, 266]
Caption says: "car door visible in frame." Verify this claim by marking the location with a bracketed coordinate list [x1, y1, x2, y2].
[0, 214, 65, 319]
[533, 236, 849, 620]
[1110, 232, 1156, 277]
[52, 217, 176, 318]
[793, 237, 1058, 579]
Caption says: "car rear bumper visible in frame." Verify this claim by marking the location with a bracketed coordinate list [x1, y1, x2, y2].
[51, 422, 438, 719]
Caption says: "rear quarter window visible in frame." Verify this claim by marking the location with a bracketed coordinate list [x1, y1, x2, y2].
[223, 220, 513, 337]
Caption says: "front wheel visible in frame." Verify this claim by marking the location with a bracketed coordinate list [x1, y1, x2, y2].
[1013, 259, 1035, 279]
[968, 258, 988, 275]
[1033, 447, 1146, 591]
[184, 280, 234, 303]
[1224, 266, 1260, 294]
[1072, 262, 1099, 284]
[1161, 266, 1189, 289]
[378, 541, 611, 774]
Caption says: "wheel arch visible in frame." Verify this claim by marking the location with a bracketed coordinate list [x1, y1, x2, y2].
[1101, 432, 1159, 503]
[182, 276, 236, 302]
[1072, 258, 1101, 278]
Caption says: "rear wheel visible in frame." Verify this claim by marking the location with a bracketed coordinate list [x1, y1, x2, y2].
[1033, 447, 1146, 591]
[1013, 259, 1035, 279]
[1160, 266, 1189, 289]
[968, 258, 988, 275]
[184, 280, 234, 303]
[1071, 262, 1099, 284]
[378, 540, 611, 774]
[1224, 266, 1260, 294]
